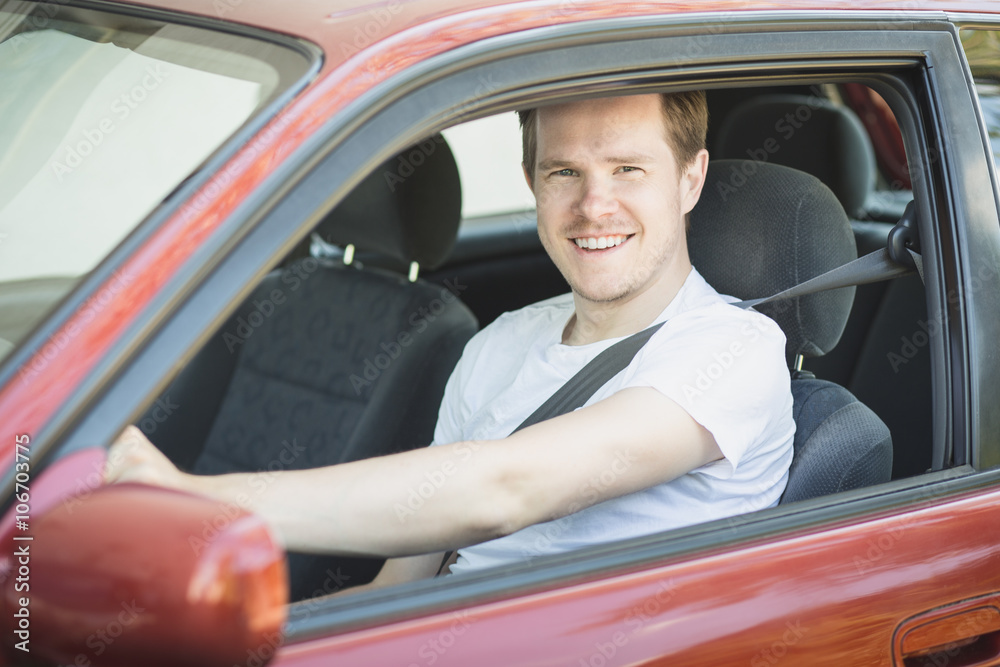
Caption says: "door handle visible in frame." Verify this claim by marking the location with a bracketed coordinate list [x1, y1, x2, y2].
[894, 595, 1000, 667]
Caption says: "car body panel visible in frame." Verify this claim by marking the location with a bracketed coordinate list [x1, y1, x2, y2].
[272, 482, 1000, 666]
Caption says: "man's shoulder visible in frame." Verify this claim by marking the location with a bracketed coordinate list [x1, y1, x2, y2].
[672, 269, 784, 338]
[478, 292, 574, 337]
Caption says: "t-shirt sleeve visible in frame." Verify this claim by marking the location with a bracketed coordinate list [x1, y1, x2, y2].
[429, 325, 493, 447]
[622, 304, 791, 479]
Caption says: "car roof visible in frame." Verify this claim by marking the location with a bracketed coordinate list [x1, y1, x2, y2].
[121, 0, 1000, 76]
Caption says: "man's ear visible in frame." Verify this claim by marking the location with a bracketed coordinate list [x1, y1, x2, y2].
[522, 162, 534, 193]
[680, 148, 710, 216]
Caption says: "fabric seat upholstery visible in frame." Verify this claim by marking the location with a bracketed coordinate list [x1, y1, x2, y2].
[689, 160, 892, 503]
[143, 136, 478, 600]
[713, 94, 876, 218]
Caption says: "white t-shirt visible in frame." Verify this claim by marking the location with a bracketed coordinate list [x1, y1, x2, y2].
[431, 268, 794, 574]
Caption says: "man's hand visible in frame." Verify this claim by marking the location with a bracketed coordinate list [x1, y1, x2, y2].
[105, 425, 187, 489]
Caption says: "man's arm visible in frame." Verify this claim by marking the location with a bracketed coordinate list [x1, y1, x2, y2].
[106, 386, 720, 557]
[331, 553, 447, 597]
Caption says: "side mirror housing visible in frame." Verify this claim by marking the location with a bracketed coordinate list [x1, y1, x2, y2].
[0, 482, 287, 667]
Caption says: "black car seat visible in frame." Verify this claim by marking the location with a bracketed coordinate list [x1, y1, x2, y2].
[713, 93, 876, 219]
[712, 94, 931, 480]
[142, 136, 478, 600]
[689, 160, 892, 503]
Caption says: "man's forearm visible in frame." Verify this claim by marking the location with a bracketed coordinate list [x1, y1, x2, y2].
[178, 439, 516, 557]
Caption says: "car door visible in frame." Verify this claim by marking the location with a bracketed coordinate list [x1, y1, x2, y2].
[7, 5, 1000, 667]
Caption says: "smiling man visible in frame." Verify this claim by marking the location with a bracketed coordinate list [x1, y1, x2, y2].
[106, 91, 794, 589]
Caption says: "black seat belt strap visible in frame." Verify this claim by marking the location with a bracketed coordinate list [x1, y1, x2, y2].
[736, 200, 924, 310]
[511, 321, 666, 434]
[734, 247, 919, 310]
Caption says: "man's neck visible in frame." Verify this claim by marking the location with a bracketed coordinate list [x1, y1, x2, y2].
[562, 260, 693, 346]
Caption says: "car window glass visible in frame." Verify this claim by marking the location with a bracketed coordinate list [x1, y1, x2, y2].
[442, 112, 535, 223]
[0, 4, 311, 364]
[960, 27, 1000, 169]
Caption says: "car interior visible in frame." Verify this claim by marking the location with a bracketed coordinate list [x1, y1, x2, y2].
[139, 81, 932, 602]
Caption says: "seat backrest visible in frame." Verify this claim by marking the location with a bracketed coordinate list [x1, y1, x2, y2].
[714, 94, 876, 219]
[144, 136, 478, 600]
[689, 160, 892, 503]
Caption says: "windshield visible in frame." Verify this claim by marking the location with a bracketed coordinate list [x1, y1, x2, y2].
[0, 3, 312, 363]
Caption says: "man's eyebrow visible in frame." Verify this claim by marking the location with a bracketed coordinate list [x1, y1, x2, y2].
[537, 159, 574, 172]
[605, 154, 656, 164]
[537, 155, 657, 172]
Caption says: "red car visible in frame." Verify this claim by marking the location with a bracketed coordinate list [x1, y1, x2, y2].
[2, 0, 1000, 665]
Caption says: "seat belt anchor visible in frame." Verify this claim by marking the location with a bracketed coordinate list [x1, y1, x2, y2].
[887, 200, 921, 269]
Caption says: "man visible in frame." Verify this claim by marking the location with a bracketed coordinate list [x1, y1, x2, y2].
[106, 91, 794, 590]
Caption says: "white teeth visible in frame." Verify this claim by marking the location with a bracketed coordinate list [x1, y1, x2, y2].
[574, 235, 627, 250]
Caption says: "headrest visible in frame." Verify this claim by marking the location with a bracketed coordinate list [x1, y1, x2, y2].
[713, 94, 876, 218]
[689, 160, 857, 364]
[313, 134, 462, 271]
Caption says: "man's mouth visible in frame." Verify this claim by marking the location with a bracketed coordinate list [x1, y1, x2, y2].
[571, 234, 632, 251]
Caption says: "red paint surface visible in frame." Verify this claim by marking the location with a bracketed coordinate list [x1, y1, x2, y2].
[273, 487, 1000, 665]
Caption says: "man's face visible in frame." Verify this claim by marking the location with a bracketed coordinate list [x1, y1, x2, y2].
[527, 94, 706, 304]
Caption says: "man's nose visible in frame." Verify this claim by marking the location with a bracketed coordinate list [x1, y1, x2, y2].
[573, 175, 618, 220]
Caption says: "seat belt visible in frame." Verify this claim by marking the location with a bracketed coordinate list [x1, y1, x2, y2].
[435, 203, 922, 575]
[736, 200, 923, 310]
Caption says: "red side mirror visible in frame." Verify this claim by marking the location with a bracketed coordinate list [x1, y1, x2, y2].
[0, 482, 287, 667]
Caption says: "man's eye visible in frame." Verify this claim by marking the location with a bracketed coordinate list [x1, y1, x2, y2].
[553, 168, 575, 177]
[619, 166, 639, 173]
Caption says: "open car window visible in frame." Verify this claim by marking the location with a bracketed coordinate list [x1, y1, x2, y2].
[111, 76, 943, 608]
[0, 3, 312, 365]
[960, 27, 1000, 170]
